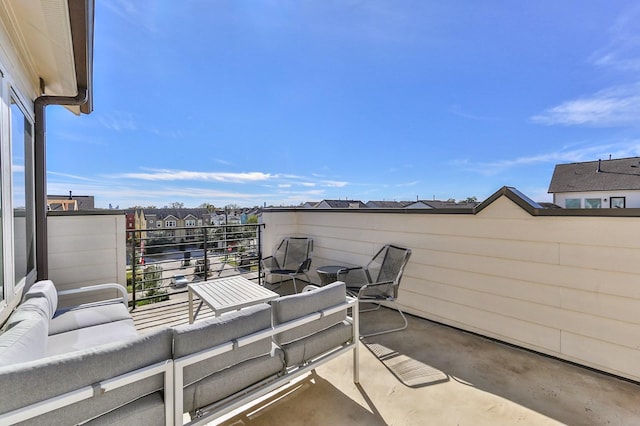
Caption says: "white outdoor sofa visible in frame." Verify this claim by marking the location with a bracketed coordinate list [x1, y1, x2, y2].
[0, 280, 358, 425]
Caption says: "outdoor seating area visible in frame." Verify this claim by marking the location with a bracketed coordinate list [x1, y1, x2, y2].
[0, 279, 359, 425]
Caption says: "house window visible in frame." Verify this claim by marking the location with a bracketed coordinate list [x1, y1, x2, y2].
[565, 198, 581, 208]
[185, 219, 196, 227]
[610, 197, 626, 208]
[585, 198, 601, 208]
[165, 220, 176, 227]
[11, 97, 35, 287]
[148, 220, 154, 226]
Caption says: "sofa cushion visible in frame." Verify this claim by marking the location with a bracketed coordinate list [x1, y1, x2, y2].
[271, 281, 347, 345]
[173, 304, 279, 387]
[47, 319, 139, 356]
[23, 280, 57, 318]
[183, 350, 285, 414]
[280, 322, 353, 366]
[5, 297, 51, 328]
[84, 392, 166, 426]
[49, 302, 132, 336]
[0, 317, 48, 367]
[0, 327, 172, 425]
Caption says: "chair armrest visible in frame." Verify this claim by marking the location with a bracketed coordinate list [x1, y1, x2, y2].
[337, 267, 368, 286]
[57, 283, 128, 307]
[296, 258, 313, 273]
[261, 256, 280, 271]
[356, 280, 395, 298]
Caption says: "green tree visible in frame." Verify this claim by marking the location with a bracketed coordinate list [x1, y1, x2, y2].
[165, 202, 184, 209]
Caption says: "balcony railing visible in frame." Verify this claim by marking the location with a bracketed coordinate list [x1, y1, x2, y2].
[126, 223, 263, 307]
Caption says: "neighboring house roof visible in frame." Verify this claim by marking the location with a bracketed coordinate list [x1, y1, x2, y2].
[407, 200, 479, 209]
[548, 157, 640, 193]
[47, 195, 95, 210]
[538, 202, 562, 209]
[365, 201, 413, 208]
[315, 200, 367, 208]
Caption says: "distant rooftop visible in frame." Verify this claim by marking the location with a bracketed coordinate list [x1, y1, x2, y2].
[548, 157, 640, 193]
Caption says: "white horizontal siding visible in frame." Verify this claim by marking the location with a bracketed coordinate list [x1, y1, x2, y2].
[262, 194, 640, 382]
[47, 214, 126, 307]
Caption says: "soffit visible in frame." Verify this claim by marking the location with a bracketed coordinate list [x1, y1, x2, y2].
[5, 0, 77, 97]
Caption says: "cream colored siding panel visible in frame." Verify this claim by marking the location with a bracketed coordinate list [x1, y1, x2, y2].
[420, 234, 560, 264]
[559, 244, 640, 274]
[421, 279, 566, 331]
[403, 291, 562, 352]
[561, 332, 640, 380]
[420, 265, 563, 307]
[560, 288, 640, 325]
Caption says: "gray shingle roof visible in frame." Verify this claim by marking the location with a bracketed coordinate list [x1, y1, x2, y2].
[548, 157, 640, 193]
[366, 201, 413, 208]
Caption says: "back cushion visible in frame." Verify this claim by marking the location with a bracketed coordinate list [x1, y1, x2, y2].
[5, 297, 52, 328]
[23, 280, 58, 318]
[0, 317, 48, 367]
[271, 281, 347, 345]
[172, 304, 274, 386]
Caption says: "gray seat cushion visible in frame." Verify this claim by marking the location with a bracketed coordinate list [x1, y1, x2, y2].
[47, 319, 139, 356]
[183, 351, 285, 414]
[84, 392, 166, 426]
[49, 302, 132, 336]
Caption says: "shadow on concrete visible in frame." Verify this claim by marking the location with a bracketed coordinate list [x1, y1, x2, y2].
[361, 306, 640, 425]
[218, 371, 386, 426]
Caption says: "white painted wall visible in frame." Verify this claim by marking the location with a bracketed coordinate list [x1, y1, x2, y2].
[554, 190, 640, 208]
[47, 213, 126, 307]
[262, 195, 640, 382]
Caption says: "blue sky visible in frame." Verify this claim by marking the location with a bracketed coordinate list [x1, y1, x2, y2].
[46, 1, 640, 208]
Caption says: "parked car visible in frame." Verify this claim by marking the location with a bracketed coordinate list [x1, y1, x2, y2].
[173, 274, 189, 288]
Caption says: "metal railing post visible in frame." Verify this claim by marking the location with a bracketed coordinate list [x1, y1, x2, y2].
[203, 226, 208, 281]
[131, 231, 137, 309]
[257, 224, 263, 285]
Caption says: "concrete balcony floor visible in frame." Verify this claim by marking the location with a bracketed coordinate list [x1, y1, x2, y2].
[131, 281, 640, 425]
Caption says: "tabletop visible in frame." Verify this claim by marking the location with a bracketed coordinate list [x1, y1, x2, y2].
[188, 276, 279, 322]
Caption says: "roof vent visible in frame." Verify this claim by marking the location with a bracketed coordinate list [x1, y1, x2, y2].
[597, 159, 601, 173]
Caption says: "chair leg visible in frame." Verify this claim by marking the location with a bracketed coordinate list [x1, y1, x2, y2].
[360, 302, 382, 313]
[265, 274, 283, 290]
[291, 276, 298, 293]
[360, 299, 408, 337]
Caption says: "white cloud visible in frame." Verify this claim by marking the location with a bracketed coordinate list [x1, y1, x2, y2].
[48, 171, 97, 181]
[97, 111, 137, 132]
[531, 85, 640, 127]
[590, 5, 640, 72]
[323, 180, 348, 188]
[111, 169, 277, 183]
[453, 141, 640, 175]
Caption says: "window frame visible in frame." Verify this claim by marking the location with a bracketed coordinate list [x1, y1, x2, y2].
[610, 197, 626, 208]
[584, 198, 602, 209]
[565, 198, 581, 208]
